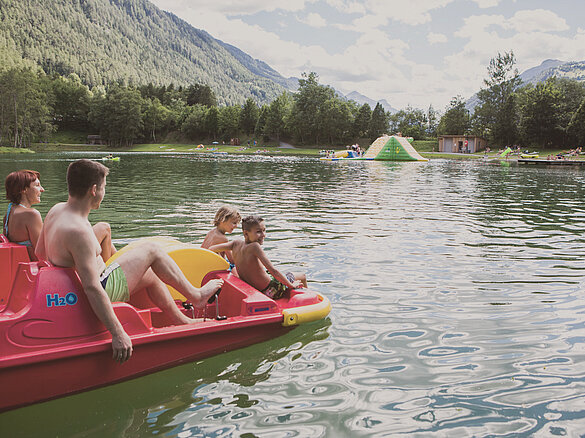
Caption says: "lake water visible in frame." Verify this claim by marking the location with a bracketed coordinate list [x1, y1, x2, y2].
[1, 152, 585, 437]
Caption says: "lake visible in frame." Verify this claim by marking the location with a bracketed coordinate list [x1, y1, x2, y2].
[1, 152, 585, 436]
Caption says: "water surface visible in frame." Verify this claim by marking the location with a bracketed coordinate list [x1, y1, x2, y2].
[1, 152, 585, 436]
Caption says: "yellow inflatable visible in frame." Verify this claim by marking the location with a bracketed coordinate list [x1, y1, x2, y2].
[106, 237, 229, 301]
[334, 150, 349, 158]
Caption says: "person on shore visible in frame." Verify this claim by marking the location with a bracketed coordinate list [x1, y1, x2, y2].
[35, 159, 223, 363]
[209, 215, 306, 300]
[4, 169, 116, 262]
[201, 205, 241, 274]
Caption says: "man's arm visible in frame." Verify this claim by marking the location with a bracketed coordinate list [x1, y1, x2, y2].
[253, 244, 302, 289]
[25, 209, 43, 250]
[69, 230, 133, 363]
[35, 223, 46, 261]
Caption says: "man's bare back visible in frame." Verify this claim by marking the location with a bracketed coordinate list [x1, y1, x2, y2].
[37, 202, 104, 272]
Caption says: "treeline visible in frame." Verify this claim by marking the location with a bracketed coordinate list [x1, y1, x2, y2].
[0, 68, 400, 147]
[438, 52, 585, 148]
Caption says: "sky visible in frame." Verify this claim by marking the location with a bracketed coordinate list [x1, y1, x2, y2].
[150, 0, 585, 112]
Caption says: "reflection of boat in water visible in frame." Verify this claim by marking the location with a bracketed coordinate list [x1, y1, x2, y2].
[0, 236, 330, 412]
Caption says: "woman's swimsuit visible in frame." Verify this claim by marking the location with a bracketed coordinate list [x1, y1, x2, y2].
[261, 272, 296, 300]
[99, 262, 130, 302]
[4, 203, 32, 247]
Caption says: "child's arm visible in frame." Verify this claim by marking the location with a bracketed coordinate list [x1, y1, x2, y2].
[253, 245, 302, 289]
[208, 240, 235, 253]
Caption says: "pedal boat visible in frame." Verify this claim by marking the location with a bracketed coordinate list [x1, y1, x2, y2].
[0, 236, 330, 412]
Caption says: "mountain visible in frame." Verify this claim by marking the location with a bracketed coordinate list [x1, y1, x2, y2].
[518, 59, 566, 84]
[345, 91, 398, 113]
[0, 0, 290, 105]
[216, 40, 299, 91]
[466, 59, 585, 111]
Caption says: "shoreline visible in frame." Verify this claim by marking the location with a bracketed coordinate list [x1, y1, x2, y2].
[1, 143, 574, 162]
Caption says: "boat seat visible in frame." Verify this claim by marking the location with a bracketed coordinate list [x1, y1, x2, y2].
[0, 262, 153, 356]
[0, 235, 31, 310]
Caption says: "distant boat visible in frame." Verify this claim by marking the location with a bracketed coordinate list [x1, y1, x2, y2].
[100, 156, 120, 161]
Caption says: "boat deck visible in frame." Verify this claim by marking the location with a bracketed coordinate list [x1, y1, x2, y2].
[518, 158, 585, 166]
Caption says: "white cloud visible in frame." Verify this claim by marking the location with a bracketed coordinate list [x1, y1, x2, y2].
[151, 0, 315, 15]
[471, 0, 501, 8]
[302, 12, 327, 28]
[360, 0, 454, 25]
[149, 1, 585, 109]
[506, 9, 568, 33]
[324, 0, 366, 15]
[427, 32, 448, 44]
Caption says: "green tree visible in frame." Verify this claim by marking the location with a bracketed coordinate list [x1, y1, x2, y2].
[206, 106, 219, 140]
[320, 98, 353, 144]
[517, 79, 562, 147]
[143, 98, 172, 142]
[0, 68, 53, 147]
[89, 86, 144, 146]
[240, 98, 259, 135]
[264, 92, 291, 142]
[473, 51, 521, 145]
[568, 97, 585, 144]
[183, 84, 217, 107]
[389, 106, 427, 139]
[369, 102, 388, 140]
[218, 105, 241, 141]
[437, 96, 469, 135]
[352, 103, 371, 139]
[427, 104, 439, 137]
[50, 73, 91, 130]
[289, 72, 336, 144]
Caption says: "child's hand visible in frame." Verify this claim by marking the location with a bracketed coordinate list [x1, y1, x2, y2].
[292, 280, 304, 289]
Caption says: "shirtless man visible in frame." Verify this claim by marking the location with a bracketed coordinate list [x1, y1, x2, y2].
[36, 159, 223, 363]
[209, 215, 306, 300]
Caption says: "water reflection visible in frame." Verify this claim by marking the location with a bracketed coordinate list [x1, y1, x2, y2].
[2, 154, 585, 436]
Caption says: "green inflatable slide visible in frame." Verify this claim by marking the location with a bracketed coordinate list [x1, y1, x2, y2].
[363, 135, 428, 161]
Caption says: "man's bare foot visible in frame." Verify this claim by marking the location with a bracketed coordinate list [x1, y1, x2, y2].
[197, 278, 224, 303]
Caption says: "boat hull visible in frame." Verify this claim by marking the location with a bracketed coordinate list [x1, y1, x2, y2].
[0, 238, 330, 412]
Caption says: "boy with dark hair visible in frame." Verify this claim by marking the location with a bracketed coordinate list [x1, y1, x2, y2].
[209, 215, 306, 299]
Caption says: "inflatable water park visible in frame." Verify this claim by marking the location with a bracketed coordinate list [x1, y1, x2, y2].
[0, 236, 330, 411]
[320, 135, 428, 162]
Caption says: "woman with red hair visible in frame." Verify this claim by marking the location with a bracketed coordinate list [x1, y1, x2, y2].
[4, 169, 116, 262]
[3, 170, 44, 260]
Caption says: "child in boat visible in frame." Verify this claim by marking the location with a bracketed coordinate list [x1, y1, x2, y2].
[209, 215, 307, 299]
[201, 205, 241, 272]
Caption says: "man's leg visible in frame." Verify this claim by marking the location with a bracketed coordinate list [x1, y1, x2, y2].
[116, 242, 223, 306]
[135, 268, 195, 325]
[93, 222, 117, 262]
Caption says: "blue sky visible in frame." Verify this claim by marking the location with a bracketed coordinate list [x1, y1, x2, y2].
[150, 0, 585, 112]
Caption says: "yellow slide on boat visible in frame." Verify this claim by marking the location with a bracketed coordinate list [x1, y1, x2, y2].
[106, 236, 229, 301]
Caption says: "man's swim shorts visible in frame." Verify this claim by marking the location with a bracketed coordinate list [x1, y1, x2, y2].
[99, 262, 130, 302]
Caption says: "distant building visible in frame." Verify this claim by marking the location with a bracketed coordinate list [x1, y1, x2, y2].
[87, 135, 104, 145]
[438, 135, 487, 153]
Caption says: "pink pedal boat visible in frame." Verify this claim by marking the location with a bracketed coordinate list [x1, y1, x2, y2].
[0, 236, 330, 412]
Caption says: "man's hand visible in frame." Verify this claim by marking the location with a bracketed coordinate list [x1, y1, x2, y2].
[112, 331, 133, 363]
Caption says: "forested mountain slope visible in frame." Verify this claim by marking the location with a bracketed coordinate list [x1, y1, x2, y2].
[0, 0, 288, 105]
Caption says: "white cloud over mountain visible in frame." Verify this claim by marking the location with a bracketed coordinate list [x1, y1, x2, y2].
[151, 0, 585, 111]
